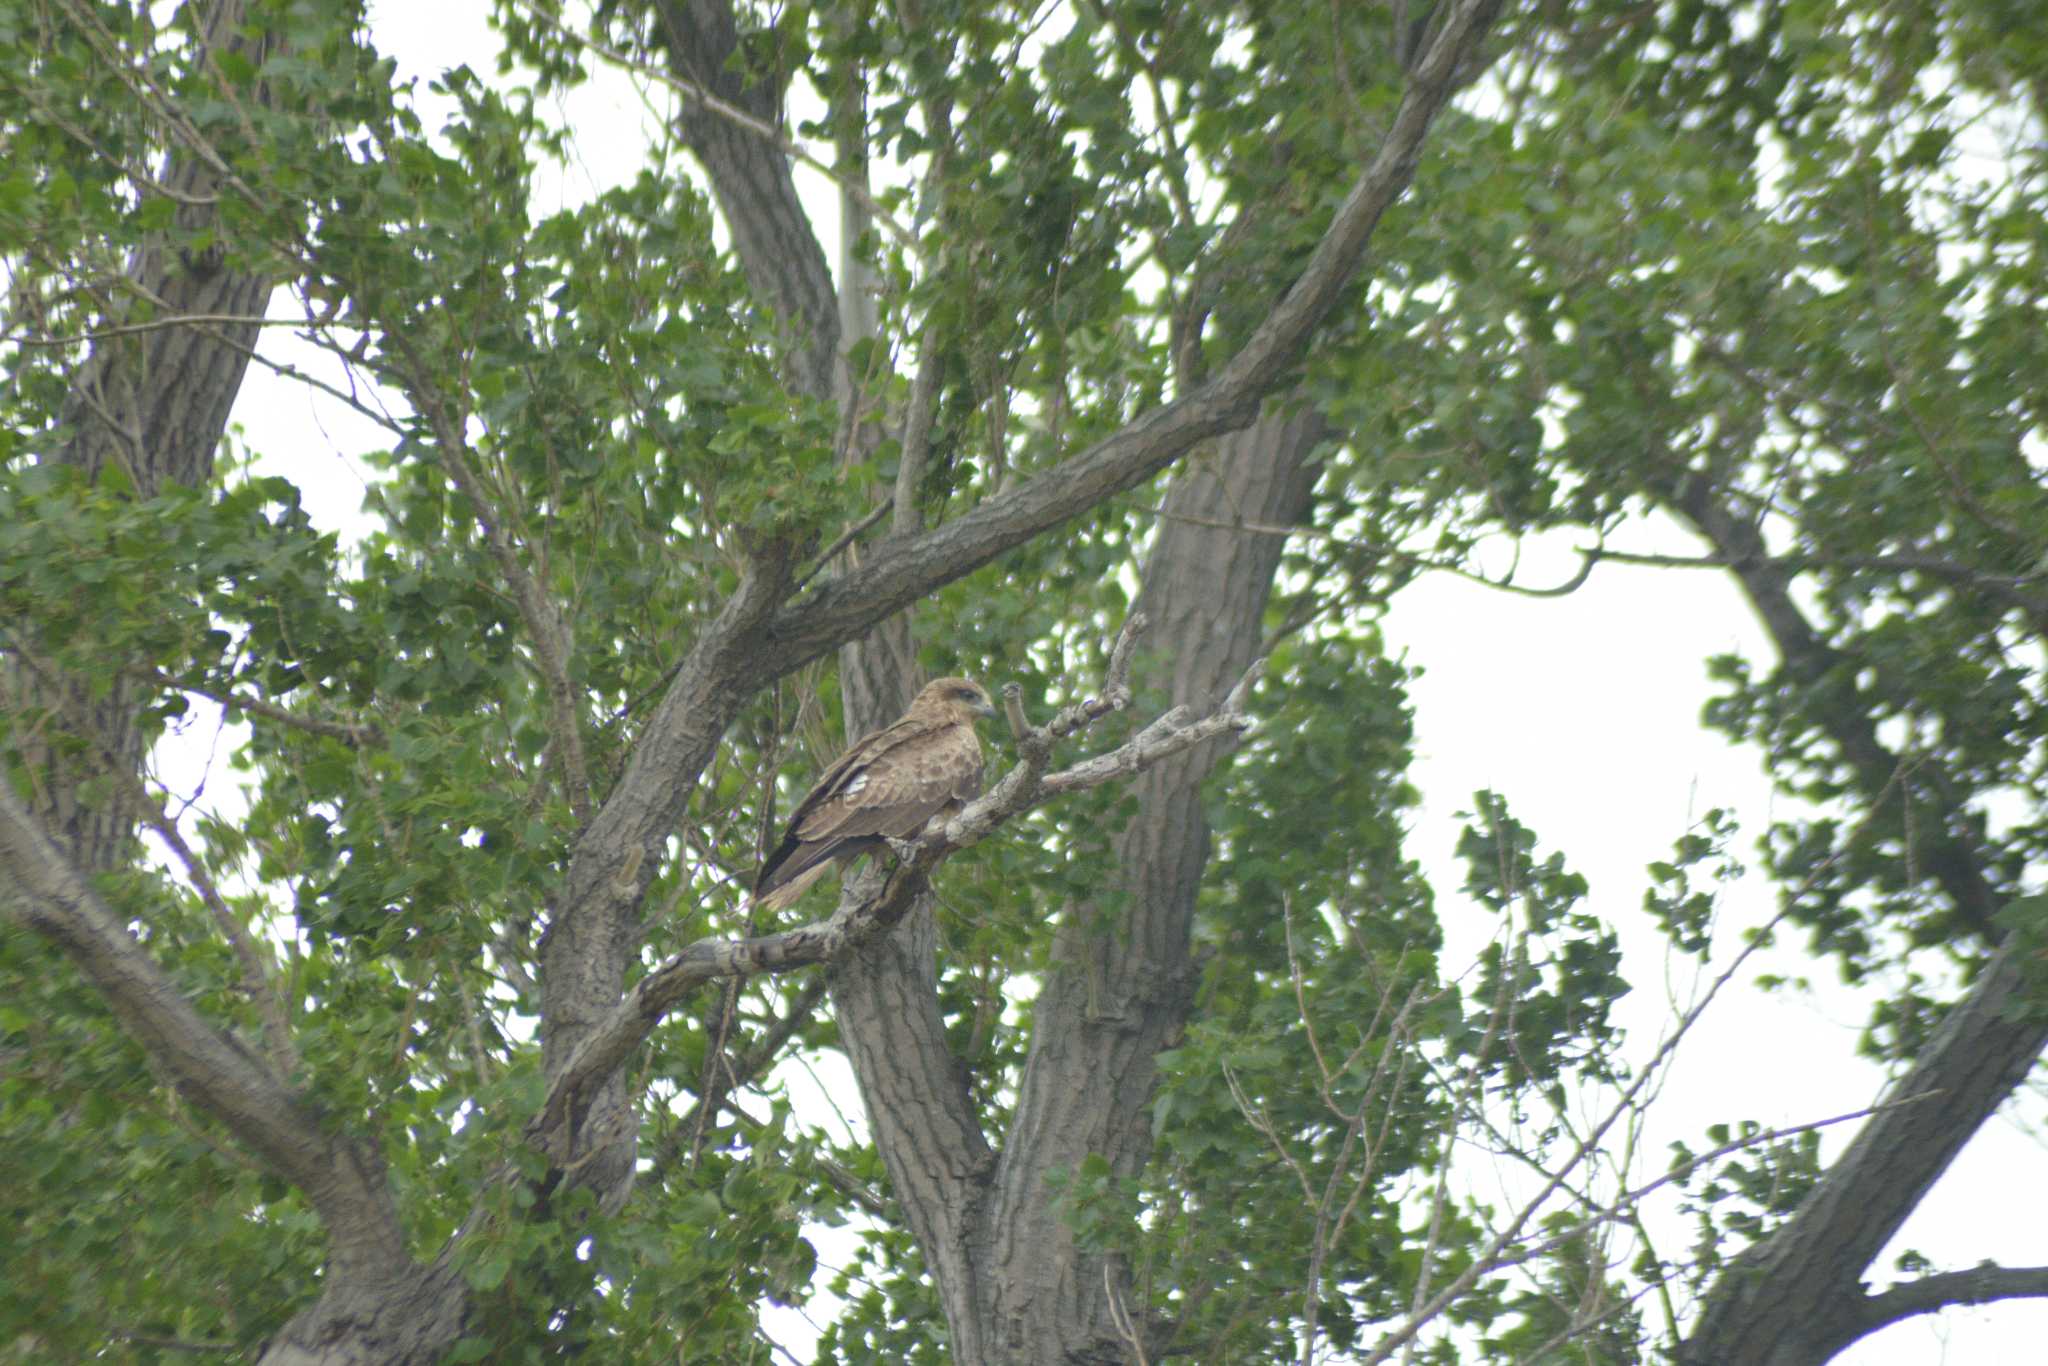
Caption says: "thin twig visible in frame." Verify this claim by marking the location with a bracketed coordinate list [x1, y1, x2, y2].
[511, 0, 916, 247]
[1134, 500, 2048, 608]
[1357, 762, 1923, 1364]
[794, 500, 892, 590]
[110, 1332, 238, 1354]
[139, 797, 299, 1080]
[137, 669, 382, 746]
[7, 311, 290, 347]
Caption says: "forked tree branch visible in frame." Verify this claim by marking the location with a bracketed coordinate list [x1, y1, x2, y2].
[527, 622, 1259, 1156]
[1676, 932, 2048, 1364]
[752, 0, 1508, 675]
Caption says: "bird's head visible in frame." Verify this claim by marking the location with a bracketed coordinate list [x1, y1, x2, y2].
[917, 676, 997, 723]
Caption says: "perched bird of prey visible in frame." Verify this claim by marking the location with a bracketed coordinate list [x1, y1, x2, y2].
[752, 677, 997, 913]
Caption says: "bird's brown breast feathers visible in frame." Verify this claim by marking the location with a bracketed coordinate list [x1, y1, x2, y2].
[795, 714, 982, 842]
[753, 677, 991, 906]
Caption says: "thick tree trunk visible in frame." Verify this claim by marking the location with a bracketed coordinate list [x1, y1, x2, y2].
[832, 410, 1323, 1362]
[251, 1262, 470, 1366]
[976, 409, 1323, 1363]
[30, 0, 277, 871]
[647, 9, 1417, 1356]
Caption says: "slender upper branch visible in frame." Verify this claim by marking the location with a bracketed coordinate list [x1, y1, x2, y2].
[412, 398, 594, 826]
[138, 668, 383, 745]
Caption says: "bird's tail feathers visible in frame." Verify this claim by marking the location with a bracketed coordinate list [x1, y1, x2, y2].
[750, 858, 835, 914]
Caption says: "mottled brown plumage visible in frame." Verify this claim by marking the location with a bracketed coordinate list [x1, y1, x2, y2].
[752, 677, 996, 912]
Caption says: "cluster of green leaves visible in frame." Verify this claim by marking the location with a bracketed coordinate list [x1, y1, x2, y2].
[1103, 637, 1548, 1360]
[1665, 1120, 1824, 1300]
[0, 870, 327, 1359]
[1643, 807, 1744, 959]
[8, 0, 2048, 1359]
[1426, 0, 2048, 999]
[1455, 790, 1627, 1095]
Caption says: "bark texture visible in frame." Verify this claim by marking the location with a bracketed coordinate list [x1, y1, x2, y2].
[827, 412, 1321, 1363]
[982, 409, 1325, 1362]
[29, 0, 278, 870]
[1676, 940, 2048, 1365]
[3, 0, 1503, 1360]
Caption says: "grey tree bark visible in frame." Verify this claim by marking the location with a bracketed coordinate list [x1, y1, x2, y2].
[822, 407, 1321, 1363]
[652, 0, 1345, 1354]
[1676, 936, 2048, 1365]
[971, 409, 1325, 1362]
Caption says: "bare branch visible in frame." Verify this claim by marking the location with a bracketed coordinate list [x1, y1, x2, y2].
[111, 1332, 238, 1354]
[1362, 762, 1925, 1364]
[1104, 1262, 1152, 1366]
[1102, 610, 1147, 704]
[1582, 543, 2048, 613]
[1033, 670, 1259, 803]
[1222, 1061, 1316, 1207]
[1367, 1095, 1930, 1365]
[139, 668, 383, 746]
[795, 499, 892, 590]
[528, 639, 1257, 1157]
[1850, 1264, 2048, 1342]
[1677, 932, 2048, 1363]
[1130, 499, 1601, 599]
[651, 973, 833, 1180]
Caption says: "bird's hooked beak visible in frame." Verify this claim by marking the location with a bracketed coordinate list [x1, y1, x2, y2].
[972, 693, 998, 719]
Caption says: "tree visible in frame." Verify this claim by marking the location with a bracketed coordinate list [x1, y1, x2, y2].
[2, 1, 2044, 1363]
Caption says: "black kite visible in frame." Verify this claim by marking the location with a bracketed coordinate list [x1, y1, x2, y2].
[752, 676, 996, 912]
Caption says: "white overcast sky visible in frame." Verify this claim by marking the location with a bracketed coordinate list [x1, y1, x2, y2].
[139, 3, 2046, 1360]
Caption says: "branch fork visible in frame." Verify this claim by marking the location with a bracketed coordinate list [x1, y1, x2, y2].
[527, 612, 1263, 1160]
